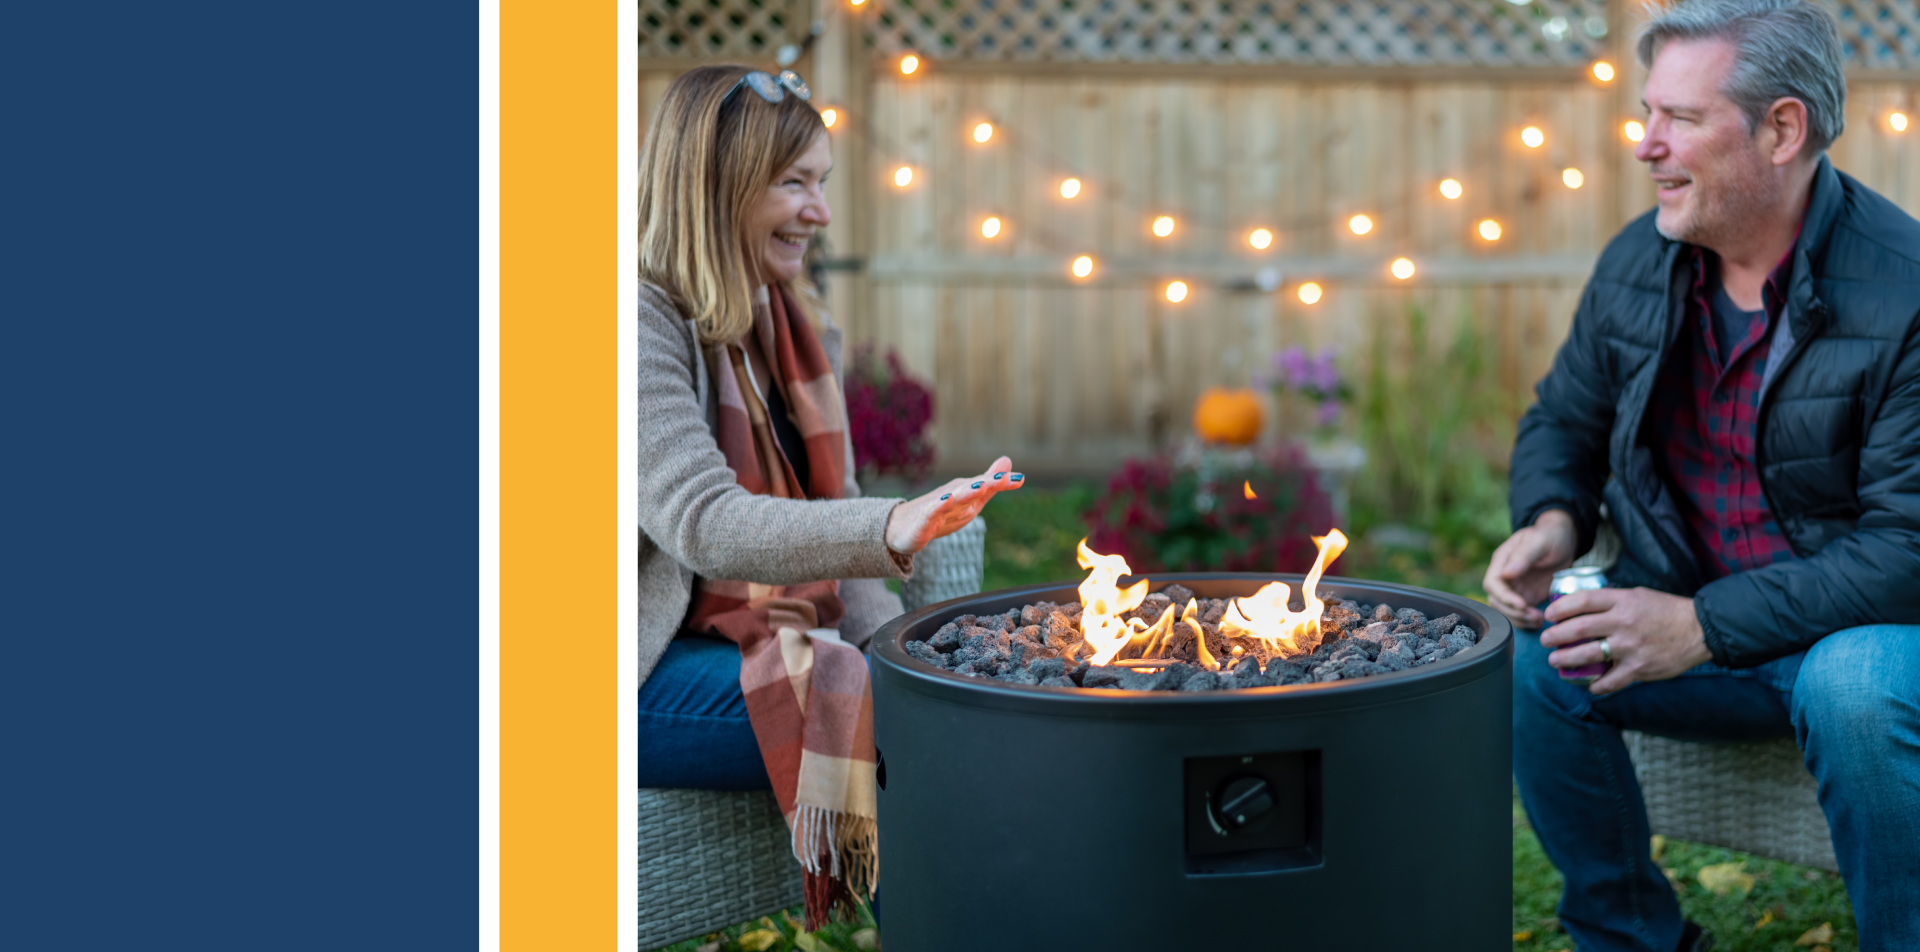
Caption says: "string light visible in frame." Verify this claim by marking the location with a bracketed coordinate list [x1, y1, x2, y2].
[1248, 228, 1273, 250]
[981, 216, 1002, 238]
[1439, 178, 1463, 200]
[820, 107, 839, 129]
[1390, 257, 1416, 280]
[899, 54, 919, 75]
[1348, 214, 1373, 236]
[1478, 219, 1503, 241]
[1297, 282, 1323, 305]
[1592, 61, 1615, 82]
[1563, 167, 1585, 188]
[850, 0, 866, 5]
[1165, 280, 1189, 303]
[1624, 120, 1646, 142]
[1152, 215, 1176, 238]
[1892, 111, 1910, 132]
[1071, 255, 1094, 279]
[972, 122, 993, 143]
[1059, 178, 1082, 199]
[1521, 126, 1545, 148]
[893, 166, 914, 187]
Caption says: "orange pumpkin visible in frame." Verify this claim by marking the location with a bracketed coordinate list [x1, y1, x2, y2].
[1192, 387, 1264, 445]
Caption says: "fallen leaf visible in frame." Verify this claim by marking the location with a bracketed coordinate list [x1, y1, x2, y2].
[1796, 922, 1835, 945]
[1512, 930, 1533, 941]
[851, 929, 879, 951]
[736, 929, 781, 952]
[793, 933, 825, 952]
[1697, 861, 1755, 897]
[1650, 834, 1666, 862]
[1662, 866, 1686, 892]
[783, 911, 806, 934]
[1813, 947, 1831, 952]
[697, 940, 723, 952]
[1754, 909, 1776, 930]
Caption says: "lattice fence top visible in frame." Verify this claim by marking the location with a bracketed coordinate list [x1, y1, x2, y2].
[866, 0, 1611, 67]
[638, 0, 1920, 71]
[640, 0, 812, 59]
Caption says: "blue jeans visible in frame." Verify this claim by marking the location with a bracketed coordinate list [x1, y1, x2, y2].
[1513, 624, 1920, 952]
[638, 636, 771, 790]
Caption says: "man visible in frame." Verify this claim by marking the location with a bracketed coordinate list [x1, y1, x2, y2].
[1486, 2, 1920, 950]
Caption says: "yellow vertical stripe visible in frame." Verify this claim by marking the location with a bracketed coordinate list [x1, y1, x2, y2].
[502, 0, 613, 945]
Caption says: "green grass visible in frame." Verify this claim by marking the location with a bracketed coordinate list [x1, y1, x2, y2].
[977, 481, 1099, 592]
[654, 901, 878, 952]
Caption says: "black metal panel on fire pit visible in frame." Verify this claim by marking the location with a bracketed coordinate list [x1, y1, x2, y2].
[871, 573, 1512, 951]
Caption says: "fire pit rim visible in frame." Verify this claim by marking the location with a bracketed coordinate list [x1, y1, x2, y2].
[872, 572, 1514, 717]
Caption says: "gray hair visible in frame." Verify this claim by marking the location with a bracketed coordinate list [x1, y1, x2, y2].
[1637, 0, 1847, 154]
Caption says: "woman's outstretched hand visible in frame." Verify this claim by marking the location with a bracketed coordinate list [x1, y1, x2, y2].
[883, 456, 1023, 555]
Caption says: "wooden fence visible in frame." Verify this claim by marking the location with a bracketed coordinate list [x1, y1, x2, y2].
[641, 0, 1920, 476]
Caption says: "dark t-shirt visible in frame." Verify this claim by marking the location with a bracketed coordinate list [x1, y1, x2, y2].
[1709, 283, 1766, 370]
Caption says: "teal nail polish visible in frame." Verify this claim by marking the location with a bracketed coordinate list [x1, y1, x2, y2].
[993, 472, 1005, 479]
[1011, 474, 1024, 482]
[971, 481, 983, 489]
[940, 493, 951, 500]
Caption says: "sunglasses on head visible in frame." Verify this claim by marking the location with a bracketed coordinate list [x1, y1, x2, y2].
[722, 69, 811, 107]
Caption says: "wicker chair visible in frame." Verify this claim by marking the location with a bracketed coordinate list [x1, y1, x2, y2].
[1568, 524, 1838, 872]
[638, 517, 987, 950]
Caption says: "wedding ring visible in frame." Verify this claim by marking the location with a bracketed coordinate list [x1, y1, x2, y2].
[1598, 638, 1613, 662]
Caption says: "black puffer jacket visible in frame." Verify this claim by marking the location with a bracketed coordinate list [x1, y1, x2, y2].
[1510, 157, 1920, 668]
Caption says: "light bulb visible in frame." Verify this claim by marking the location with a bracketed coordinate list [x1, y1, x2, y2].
[981, 217, 1001, 238]
[1348, 214, 1373, 236]
[850, 0, 866, 5]
[1152, 216, 1176, 238]
[1624, 120, 1646, 142]
[1297, 282, 1323, 305]
[1563, 167, 1584, 188]
[1165, 280, 1189, 303]
[820, 108, 838, 128]
[1592, 61, 1615, 82]
[899, 55, 919, 75]
[1249, 228, 1273, 250]
[1390, 257, 1416, 280]
[1893, 111, 1910, 132]
[1522, 126, 1545, 148]
[893, 166, 913, 187]
[1071, 255, 1094, 279]
[1059, 178, 1082, 199]
[1478, 219, 1503, 241]
[972, 122, 993, 143]
[1439, 178, 1463, 200]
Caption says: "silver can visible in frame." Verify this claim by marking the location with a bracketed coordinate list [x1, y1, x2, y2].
[1548, 566, 1609, 682]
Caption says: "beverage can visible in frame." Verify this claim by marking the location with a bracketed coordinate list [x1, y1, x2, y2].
[1548, 566, 1610, 683]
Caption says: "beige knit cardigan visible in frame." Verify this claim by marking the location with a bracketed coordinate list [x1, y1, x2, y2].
[638, 282, 910, 687]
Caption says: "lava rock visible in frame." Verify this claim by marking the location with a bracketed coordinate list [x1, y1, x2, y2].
[1042, 611, 1078, 645]
[1202, 601, 1227, 624]
[1117, 668, 1167, 691]
[1160, 583, 1195, 606]
[1372, 603, 1397, 623]
[1426, 613, 1463, 639]
[1027, 657, 1069, 682]
[1395, 607, 1427, 628]
[1230, 657, 1262, 680]
[1179, 671, 1222, 691]
[1057, 601, 1081, 615]
[905, 640, 944, 666]
[1374, 645, 1414, 672]
[996, 666, 1041, 685]
[1443, 630, 1476, 653]
[1020, 604, 1048, 626]
[927, 624, 964, 653]
[1353, 622, 1393, 644]
[1157, 662, 1199, 690]
[1069, 661, 1090, 686]
[1081, 666, 1124, 689]
[1451, 624, 1479, 644]
[1039, 675, 1077, 688]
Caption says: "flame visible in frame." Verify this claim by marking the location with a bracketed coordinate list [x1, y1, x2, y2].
[1076, 539, 1149, 665]
[1243, 481, 1256, 500]
[1218, 529, 1350, 655]
[1073, 530, 1349, 668]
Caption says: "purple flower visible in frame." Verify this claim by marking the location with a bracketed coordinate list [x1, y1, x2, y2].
[1315, 399, 1342, 427]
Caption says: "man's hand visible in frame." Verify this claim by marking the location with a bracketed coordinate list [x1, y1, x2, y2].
[1542, 587, 1712, 695]
[1483, 509, 1579, 627]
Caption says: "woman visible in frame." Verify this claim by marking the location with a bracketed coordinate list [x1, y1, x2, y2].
[635, 65, 1020, 922]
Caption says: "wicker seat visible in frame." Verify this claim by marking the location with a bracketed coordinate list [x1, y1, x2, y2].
[1565, 523, 1837, 872]
[638, 517, 987, 950]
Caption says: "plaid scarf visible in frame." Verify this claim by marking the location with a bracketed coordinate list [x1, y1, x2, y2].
[684, 283, 876, 927]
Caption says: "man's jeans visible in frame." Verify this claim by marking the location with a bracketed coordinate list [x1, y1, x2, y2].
[1513, 624, 1920, 952]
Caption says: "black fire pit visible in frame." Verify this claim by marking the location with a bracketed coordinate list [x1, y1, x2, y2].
[870, 572, 1513, 951]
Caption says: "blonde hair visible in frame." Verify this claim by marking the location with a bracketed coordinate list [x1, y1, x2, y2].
[639, 65, 828, 344]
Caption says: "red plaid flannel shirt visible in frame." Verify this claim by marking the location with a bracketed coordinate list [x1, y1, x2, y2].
[1643, 244, 1801, 580]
